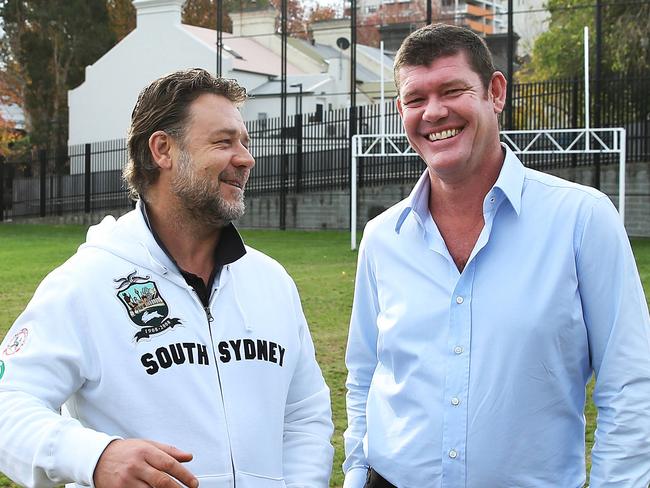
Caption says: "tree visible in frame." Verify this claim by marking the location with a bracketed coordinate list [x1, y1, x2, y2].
[0, 74, 28, 159]
[268, 0, 309, 39]
[308, 3, 337, 24]
[107, 0, 136, 42]
[524, 0, 650, 80]
[0, 0, 116, 155]
[356, 0, 429, 47]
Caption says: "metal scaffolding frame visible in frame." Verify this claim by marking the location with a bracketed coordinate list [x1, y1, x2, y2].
[350, 127, 627, 249]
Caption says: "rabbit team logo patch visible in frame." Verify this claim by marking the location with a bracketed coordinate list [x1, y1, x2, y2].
[115, 271, 182, 342]
[3, 328, 29, 356]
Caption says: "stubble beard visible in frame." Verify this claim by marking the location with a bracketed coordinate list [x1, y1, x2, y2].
[170, 149, 246, 228]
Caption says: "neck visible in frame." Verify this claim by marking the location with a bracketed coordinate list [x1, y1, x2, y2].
[144, 196, 222, 285]
[428, 145, 505, 221]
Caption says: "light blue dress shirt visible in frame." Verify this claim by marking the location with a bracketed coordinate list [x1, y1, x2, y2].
[344, 147, 650, 488]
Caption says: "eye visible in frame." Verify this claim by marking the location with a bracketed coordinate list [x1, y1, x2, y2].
[403, 97, 424, 107]
[445, 88, 463, 96]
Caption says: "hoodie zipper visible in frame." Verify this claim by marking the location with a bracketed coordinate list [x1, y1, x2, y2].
[196, 287, 237, 488]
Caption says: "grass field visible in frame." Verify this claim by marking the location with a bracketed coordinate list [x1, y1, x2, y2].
[0, 224, 648, 488]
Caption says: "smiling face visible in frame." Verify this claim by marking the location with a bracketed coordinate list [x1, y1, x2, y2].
[170, 93, 255, 226]
[397, 52, 506, 185]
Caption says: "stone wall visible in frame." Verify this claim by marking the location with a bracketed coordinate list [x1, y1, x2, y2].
[240, 160, 650, 237]
[9, 161, 650, 238]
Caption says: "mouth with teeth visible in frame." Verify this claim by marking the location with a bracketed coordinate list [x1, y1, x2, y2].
[427, 128, 462, 142]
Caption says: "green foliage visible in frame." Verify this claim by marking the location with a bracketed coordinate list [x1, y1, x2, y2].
[525, 0, 650, 81]
[0, 0, 116, 151]
[0, 226, 648, 488]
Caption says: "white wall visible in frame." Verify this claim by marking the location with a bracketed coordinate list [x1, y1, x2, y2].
[69, 29, 226, 146]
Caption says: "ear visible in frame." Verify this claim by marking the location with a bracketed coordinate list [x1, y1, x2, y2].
[148, 131, 175, 170]
[396, 96, 404, 117]
[488, 71, 507, 114]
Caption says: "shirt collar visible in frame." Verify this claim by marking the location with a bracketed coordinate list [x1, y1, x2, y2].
[394, 144, 525, 234]
[138, 200, 247, 269]
[395, 169, 430, 233]
[492, 144, 524, 217]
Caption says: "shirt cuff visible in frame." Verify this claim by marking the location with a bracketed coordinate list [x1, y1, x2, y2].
[343, 466, 368, 488]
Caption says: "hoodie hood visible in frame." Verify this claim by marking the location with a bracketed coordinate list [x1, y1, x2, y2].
[80, 203, 184, 287]
[81, 203, 254, 331]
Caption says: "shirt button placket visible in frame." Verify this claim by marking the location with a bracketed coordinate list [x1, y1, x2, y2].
[442, 267, 475, 487]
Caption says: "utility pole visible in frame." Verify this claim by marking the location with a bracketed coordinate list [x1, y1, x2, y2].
[594, 0, 603, 189]
[216, 0, 223, 76]
[350, 0, 358, 236]
[506, 0, 514, 130]
[280, 0, 288, 229]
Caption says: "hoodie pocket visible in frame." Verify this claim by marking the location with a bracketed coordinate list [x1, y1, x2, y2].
[235, 471, 287, 488]
[195, 473, 234, 488]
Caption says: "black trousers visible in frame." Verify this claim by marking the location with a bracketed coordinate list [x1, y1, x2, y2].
[364, 468, 397, 488]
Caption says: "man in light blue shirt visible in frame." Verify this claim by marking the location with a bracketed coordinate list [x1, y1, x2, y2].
[343, 24, 650, 488]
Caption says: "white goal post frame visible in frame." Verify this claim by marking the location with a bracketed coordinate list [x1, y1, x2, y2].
[350, 127, 627, 250]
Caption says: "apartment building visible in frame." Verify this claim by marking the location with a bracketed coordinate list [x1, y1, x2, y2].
[439, 0, 506, 34]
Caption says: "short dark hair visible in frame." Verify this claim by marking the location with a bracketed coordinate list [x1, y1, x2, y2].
[394, 24, 496, 92]
[124, 68, 247, 200]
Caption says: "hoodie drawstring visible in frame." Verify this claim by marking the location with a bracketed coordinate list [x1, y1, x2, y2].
[224, 265, 252, 333]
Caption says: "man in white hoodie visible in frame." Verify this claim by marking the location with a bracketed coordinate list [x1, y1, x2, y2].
[0, 68, 334, 488]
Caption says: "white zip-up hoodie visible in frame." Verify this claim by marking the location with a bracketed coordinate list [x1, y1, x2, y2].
[0, 208, 334, 488]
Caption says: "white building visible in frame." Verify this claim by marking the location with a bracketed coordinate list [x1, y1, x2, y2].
[67, 0, 394, 151]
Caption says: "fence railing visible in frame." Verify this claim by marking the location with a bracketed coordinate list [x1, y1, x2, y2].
[2, 75, 649, 221]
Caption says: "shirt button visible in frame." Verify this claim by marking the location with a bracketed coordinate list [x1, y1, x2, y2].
[451, 397, 460, 406]
[449, 449, 458, 459]
[456, 296, 464, 304]
[454, 346, 463, 354]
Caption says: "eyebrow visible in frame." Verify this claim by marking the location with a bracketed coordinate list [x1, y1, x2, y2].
[210, 128, 250, 145]
[400, 78, 471, 100]
[439, 79, 472, 89]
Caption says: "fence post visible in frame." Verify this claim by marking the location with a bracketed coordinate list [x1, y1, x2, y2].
[39, 149, 47, 217]
[0, 156, 4, 222]
[349, 105, 358, 233]
[295, 113, 303, 193]
[572, 77, 579, 168]
[85, 143, 91, 213]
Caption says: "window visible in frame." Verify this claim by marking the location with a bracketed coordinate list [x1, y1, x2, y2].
[309, 103, 324, 123]
[258, 112, 268, 130]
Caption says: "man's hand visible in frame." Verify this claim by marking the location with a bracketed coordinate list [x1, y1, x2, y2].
[94, 439, 198, 488]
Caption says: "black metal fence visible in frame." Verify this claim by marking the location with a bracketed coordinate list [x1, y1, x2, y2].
[2, 76, 649, 221]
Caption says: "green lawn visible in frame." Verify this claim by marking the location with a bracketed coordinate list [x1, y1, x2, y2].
[0, 224, 648, 488]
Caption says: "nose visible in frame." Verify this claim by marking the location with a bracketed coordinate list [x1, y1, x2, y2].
[234, 143, 255, 169]
[422, 96, 448, 122]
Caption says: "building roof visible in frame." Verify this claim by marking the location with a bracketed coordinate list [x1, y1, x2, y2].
[248, 74, 332, 96]
[183, 25, 304, 76]
[357, 44, 395, 69]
